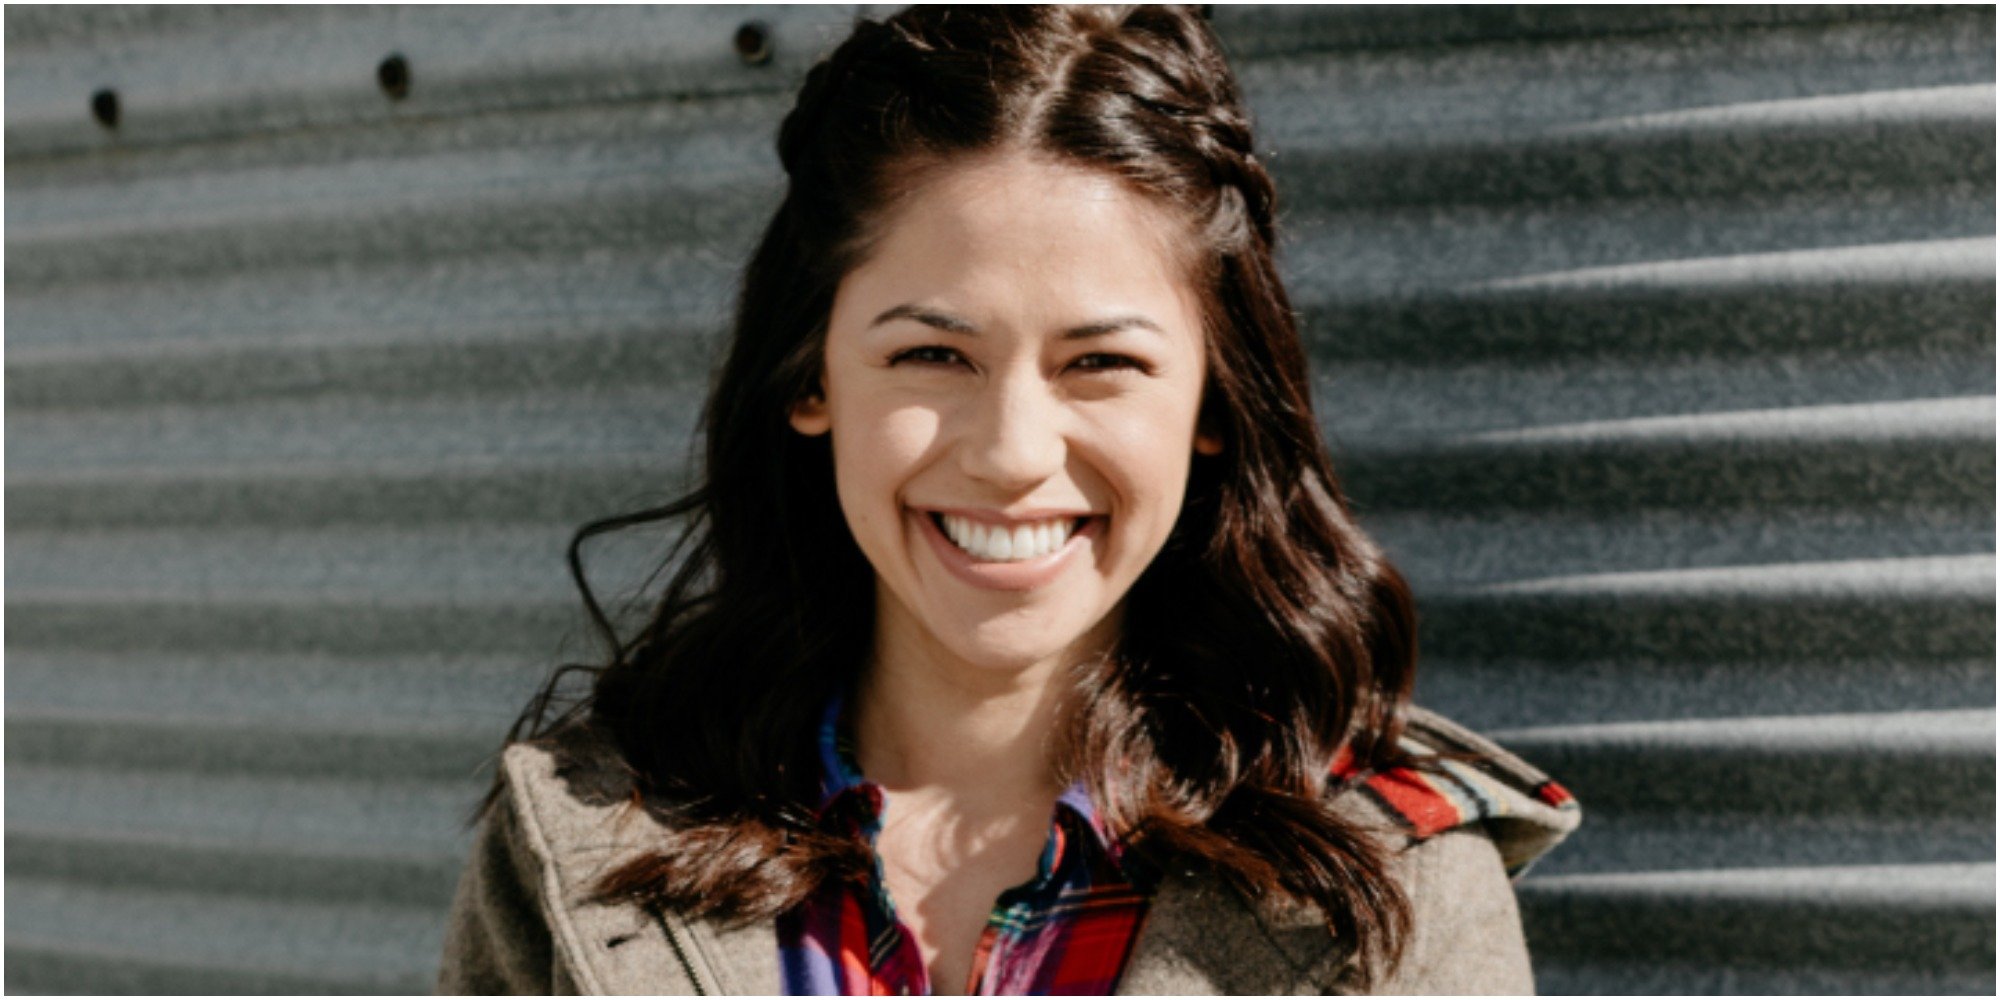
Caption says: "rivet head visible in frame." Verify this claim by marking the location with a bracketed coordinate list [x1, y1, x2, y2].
[377, 53, 411, 100]
[90, 89, 119, 129]
[733, 21, 772, 66]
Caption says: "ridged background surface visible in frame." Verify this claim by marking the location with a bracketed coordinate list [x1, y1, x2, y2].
[6, 4, 1993, 994]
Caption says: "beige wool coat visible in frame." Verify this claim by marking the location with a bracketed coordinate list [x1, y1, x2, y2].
[436, 708, 1579, 995]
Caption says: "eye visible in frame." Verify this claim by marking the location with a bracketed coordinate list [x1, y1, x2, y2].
[1069, 352, 1149, 374]
[888, 345, 968, 367]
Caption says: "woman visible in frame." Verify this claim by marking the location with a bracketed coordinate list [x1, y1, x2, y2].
[438, 6, 1578, 995]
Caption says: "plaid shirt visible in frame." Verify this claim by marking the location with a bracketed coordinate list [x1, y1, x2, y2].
[776, 699, 1152, 995]
[775, 702, 1580, 995]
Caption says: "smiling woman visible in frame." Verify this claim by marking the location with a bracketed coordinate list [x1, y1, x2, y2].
[794, 154, 1216, 684]
[438, 6, 1578, 996]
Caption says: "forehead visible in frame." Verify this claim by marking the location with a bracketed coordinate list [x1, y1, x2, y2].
[836, 152, 1204, 334]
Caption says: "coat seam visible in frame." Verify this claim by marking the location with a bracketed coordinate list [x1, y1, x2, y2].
[504, 751, 610, 996]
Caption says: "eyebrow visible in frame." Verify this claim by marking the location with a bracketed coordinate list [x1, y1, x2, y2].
[868, 303, 1166, 340]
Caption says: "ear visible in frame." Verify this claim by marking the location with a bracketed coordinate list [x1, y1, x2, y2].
[1193, 386, 1224, 456]
[789, 392, 831, 437]
[1194, 426, 1223, 456]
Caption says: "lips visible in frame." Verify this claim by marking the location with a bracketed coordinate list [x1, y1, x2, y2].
[913, 508, 1102, 592]
[931, 512, 1085, 562]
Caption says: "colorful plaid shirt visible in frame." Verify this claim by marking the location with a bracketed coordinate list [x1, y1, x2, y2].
[776, 699, 1153, 995]
[775, 702, 1580, 995]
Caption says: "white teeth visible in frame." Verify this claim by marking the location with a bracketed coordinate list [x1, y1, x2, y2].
[935, 514, 1086, 563]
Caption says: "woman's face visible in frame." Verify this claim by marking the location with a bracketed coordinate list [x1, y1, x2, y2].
[791, 151, 1219, 675]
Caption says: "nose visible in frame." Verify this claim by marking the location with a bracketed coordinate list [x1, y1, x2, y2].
[957, 368, 1066, 490]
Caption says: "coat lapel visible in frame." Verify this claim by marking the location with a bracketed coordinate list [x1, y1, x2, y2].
[667, 910, 781, 995]
[545, 892, 776, 996]
[1116, 868, 1352, 996]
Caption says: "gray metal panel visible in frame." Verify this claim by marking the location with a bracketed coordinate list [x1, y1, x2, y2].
[5, 4, 1992, 994]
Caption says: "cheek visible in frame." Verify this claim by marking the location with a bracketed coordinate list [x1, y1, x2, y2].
[1096, 390, 1202, 510]
[830, 402, 944, 531]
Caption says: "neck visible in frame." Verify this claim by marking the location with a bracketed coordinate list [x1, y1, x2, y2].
[854, 648, 1069, 814]
[852, 594, 1118, 815]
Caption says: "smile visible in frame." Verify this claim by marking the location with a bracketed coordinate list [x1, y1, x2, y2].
[933, 513, 1084, 562]
[914, 509, 1103, 592]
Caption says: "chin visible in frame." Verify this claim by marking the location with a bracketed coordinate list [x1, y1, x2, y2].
[943, 604, 1115, 673]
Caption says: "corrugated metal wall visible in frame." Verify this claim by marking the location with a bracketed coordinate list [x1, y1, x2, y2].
[6, 5, 1993, 994]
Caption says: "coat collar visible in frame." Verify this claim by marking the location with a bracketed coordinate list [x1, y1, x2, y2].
[502, 705, 1578, 994]
[502, 728, 1331, 995]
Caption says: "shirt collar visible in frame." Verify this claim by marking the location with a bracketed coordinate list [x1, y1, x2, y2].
[813, 695, 868, 813]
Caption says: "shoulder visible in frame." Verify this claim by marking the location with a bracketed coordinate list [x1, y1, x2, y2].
[443, 722, 698, 995]
[493, 720, 682, 936]
[498, 720, 656, 864]
[1131, 709, 1577, 995]
[1320, 707, 1581, 993]
[1361, 825, 1538, 994]
[1330, 705, 1581, 876]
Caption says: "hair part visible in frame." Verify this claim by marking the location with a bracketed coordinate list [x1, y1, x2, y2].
[505, 4, 1420, 984]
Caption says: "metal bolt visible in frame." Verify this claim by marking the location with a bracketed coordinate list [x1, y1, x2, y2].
[377, 53, 411, 100]
[733, 21, 772, 66]
[90, 88, 119, 129]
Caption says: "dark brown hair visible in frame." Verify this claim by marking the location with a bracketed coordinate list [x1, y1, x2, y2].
[510, 4, 1420, 980]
